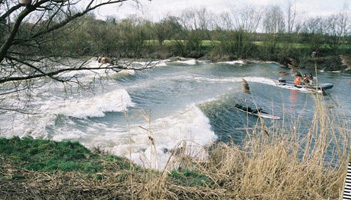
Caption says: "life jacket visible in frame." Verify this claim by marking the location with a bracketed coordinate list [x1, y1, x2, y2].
[101, 57, 109, 64]
[294, 77, 301, 85]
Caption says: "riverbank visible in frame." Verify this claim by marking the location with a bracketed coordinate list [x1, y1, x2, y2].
[199, 54, 350, 72]
[105, 50, 351, 73]
[1, 107, 348, 200]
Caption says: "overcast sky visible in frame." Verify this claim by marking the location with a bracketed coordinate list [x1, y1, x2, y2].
[94, 0, 349, 21]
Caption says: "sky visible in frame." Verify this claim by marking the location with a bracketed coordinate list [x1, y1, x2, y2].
[94, 0, 349, 21]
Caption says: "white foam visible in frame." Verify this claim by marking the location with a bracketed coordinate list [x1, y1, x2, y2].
[242, 76, 277, 86]
[174, 59, 197, 65]
[162, 75, 277, 87]
[0, 112, 56, 139]
[50, 89, 134, 118]
[55, 59, 139, 83]
[52, 129, 88, 141]
[0, 89, 134, 139]
[127, 59, 170, 69]
[190, 76, 323, 93]
[118, 69, 135, 76]
[155, 59, 169, 67]
[96, 105, 217, 170]
[133, 59, 169, 67]
[59, 69, 94, 78]
[217, 60, 244, 65]
[197, 60, 210, 64]
[275, 84, 323, 93]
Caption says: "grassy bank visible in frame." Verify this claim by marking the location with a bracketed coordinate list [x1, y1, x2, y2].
[0, 95, 350, 199]
[0, 137, 131, 173]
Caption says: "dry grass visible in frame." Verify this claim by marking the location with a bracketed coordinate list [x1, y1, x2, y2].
[192, 93, 349, 199]
[0, 93, 350, 199]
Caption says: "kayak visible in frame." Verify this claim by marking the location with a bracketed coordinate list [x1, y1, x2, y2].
[276, 80, 333, 92]
[235, 105, 281, 120]
[294, 83, 333, 90]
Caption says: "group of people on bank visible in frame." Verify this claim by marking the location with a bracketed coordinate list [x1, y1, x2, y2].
[294, 73, 314, 85]
[97, 56, 109, 64]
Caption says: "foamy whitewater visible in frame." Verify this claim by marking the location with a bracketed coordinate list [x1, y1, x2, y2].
[217, 60, 244, 65]
[51, 89, 134, 118]
[104, 105, 217, 170]
[1, 58, 348, 170]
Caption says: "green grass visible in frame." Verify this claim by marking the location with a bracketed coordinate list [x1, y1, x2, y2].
[252, 41, 311, 48]
[0, 137, 129, 173]
[170, 169, 213, 187]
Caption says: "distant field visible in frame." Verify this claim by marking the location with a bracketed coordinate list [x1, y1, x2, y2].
[252, 41, 310, 48]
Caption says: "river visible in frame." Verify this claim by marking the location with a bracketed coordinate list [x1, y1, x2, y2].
[1, 58, 350, 169]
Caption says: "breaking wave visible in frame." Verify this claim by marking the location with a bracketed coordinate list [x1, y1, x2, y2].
[91, 105, 217, 170]
[51, 89, 134, 118]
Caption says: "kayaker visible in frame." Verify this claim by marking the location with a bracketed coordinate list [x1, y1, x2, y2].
[252, 107, 263, 114]
[294, 74, 302, 85]
[235, 104, 253, 112]
[307, 73, 313, 84]
[302, 74, 310, 84]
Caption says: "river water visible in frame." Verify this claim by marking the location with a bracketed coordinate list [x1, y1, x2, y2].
[1, 58, 350, 169]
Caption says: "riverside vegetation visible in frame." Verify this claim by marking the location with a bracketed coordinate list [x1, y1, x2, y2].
[34, 6, 351, 72]
[1, 94, 350, 199]
[4, 6, 351, 72]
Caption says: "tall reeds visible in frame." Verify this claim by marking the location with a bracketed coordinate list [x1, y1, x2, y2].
[143, 92, 351, 199]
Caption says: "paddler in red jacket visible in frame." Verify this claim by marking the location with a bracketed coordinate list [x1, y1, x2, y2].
[294, 74, 302, 85]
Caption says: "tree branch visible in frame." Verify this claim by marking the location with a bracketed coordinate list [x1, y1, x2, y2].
[0, 1, 45, 62]
[29, 0, 128, 41]
[0, 60, 146, 84]
[8, 0, 128, 49]
[0, 4, 21, 22]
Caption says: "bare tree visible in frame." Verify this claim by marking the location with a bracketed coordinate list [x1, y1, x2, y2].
[231, 7, 262, 58]
[260, 5, 286, 58]
[301, 17, 324, 34]
[336, 3, 350, 46]
[232, 6, 262, 33]
[0, 0, 139, 97]
[178, 9, 197, 31]
[301, 17, 325, 51]
[285, 0, 297, 34]
[323, 9, 350, 54]
[153, 16, 181, 46]
[217, 12, 233, 30]
[263, 5, 285, 35]
[177, 8, 215, 57]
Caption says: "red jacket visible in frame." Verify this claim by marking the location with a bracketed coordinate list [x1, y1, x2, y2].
[294, 77, 301, 85]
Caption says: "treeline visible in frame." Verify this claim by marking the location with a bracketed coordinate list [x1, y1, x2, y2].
[13, 5, 351, 65]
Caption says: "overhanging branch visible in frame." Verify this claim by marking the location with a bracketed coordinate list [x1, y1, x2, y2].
[0, 4, 21, 21]
[0, 60, 146, 84]
[0, 0, 129, 62]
